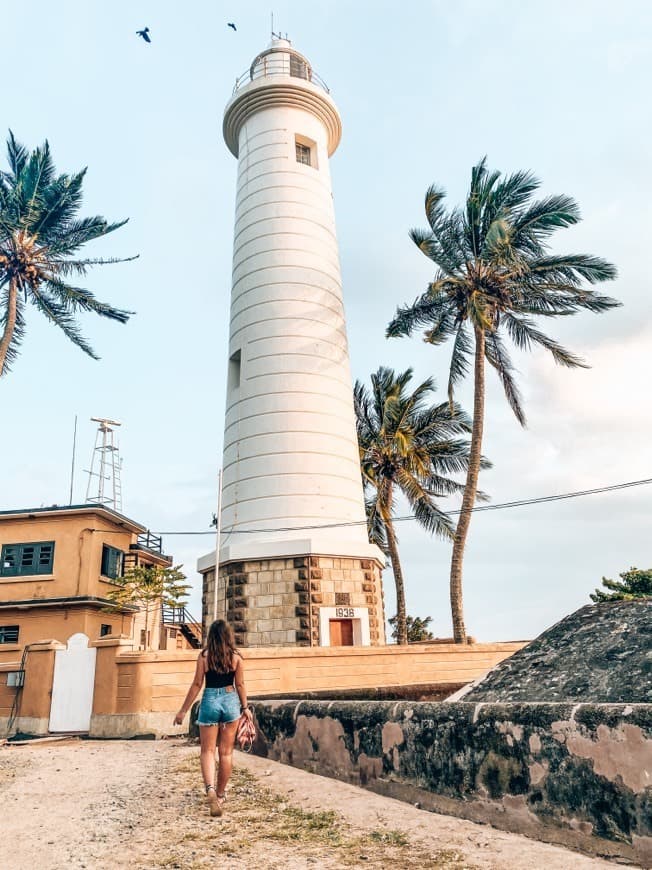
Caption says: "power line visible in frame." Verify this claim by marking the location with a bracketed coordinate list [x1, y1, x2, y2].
[156, 476, 652, 536]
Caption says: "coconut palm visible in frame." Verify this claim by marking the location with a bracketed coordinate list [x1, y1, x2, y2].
[387, 158, 620, 642]
[0, 132, 133, 376]
[354, 366, 487, 645]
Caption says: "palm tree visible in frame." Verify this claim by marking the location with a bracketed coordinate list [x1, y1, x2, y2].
[0, 132, 133, 376]
[387, 158, 620, 642]
[354, 366, 487, 645]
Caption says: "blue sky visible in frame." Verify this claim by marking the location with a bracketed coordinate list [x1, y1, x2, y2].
[2, 1, 651, 640]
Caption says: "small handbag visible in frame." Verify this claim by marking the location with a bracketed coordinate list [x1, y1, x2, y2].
[236, 711, 256, 752]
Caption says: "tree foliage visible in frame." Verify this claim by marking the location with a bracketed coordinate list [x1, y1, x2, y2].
[0, 131, 134, 376]
[590, 567, 652, 602]
[387, 158, 620, 642]
[389, 614, 435, 643]
[354, 366, 484, 645]
[105, 564, 190, 650]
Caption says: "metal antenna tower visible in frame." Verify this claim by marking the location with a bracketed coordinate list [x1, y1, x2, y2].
[85, 417, 123, 512]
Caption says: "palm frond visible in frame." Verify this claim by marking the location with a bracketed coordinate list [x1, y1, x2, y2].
[395, 466, 455, 540]
[527, 253, 617, 285]
[39, 275, 132, 323]
[6, 131, 29, 180]
[424, 184, 447, 234]
[364, 494, 387, 550]
[22, 141, 56, 227]
[447, 322, 472, 406]
[502, 312, 588, 367]
[484, 330, 526, 426]
[28, 287, 99, 358]
[387, 288, 455, 339]
[512, 195, 581, 250]
[0, 132, 135, 374]
[0, 286, 25, 372]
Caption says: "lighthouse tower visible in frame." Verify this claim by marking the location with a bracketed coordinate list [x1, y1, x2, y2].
[199, 37, 385, 648]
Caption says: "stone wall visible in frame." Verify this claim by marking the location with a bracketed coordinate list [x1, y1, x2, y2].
[464, 599, 651, 704]
[203, 554, 385, 647]
[252, 699, 652, 867]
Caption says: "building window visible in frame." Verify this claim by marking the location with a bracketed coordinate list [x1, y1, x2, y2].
[0, 625, 19, 644]
[0, 541, 54, 577]
[100, 624, 113, 637]
[101, 545, 124, 580]
[295, 141, 312, 166]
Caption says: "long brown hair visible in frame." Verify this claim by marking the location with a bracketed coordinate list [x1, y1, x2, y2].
[205, 619, 236, 673]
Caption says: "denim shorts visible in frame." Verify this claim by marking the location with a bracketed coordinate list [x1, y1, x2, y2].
[197, 687, 241, 726]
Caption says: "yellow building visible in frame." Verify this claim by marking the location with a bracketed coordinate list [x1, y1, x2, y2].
[0, 504, 198, 663]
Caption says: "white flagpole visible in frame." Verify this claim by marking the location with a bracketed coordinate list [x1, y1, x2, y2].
[212, 467, 223, 623]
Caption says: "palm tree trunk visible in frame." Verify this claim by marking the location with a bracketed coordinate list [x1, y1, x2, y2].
[449, 325, 486, 643]
[0, 278, 17, 377]
[385, 509, 408, 645]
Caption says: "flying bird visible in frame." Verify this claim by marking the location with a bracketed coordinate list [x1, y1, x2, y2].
[227, 22, 237, 31]
[136, 27, 151, 43]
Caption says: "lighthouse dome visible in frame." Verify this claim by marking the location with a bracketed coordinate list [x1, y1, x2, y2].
[249, 39, 315, 85]
[224, 37, 341, 158]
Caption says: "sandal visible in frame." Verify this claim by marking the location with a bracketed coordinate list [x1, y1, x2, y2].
[205, 785, 223, 817]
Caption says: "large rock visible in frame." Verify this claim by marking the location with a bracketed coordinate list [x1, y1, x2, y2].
[464, 599, 651, 703]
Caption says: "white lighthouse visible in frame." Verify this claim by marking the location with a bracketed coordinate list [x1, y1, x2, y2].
[199, 37, 385, 648]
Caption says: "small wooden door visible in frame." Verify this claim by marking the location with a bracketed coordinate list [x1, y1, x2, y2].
[329, 619, 354, 646]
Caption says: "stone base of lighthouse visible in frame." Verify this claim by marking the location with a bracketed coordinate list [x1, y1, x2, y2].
[202, 555, 385, 647]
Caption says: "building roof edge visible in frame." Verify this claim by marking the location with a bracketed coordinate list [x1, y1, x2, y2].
[0, 503, 147, 534]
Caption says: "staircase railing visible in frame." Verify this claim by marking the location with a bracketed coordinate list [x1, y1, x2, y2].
[162, 605, 200, 628]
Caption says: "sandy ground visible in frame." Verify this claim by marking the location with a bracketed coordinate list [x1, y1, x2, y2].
[0, 738, 629, 870]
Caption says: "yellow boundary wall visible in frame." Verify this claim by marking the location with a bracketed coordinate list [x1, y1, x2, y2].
[2, 638, 525, 739]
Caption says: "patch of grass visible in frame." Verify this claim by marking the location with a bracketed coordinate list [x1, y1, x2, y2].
[147, 749, 477, 870]
[368, 828, 409, 847]
[268, 806, 342, 845]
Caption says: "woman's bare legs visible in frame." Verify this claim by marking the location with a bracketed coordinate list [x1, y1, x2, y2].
[199, 724, 219, 789]
[216, 719, 240, 797]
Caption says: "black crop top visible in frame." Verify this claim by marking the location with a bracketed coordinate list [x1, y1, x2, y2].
[205, 668, 236, 688]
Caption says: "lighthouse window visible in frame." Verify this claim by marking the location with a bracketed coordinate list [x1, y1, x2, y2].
[295, 135, 318, 169]
[228, 349, 242, 391]
[289, 55, 309, 80]
[296, 142, 312, 166]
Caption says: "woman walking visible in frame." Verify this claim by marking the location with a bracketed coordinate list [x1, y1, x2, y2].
[174, 619, 253, 817]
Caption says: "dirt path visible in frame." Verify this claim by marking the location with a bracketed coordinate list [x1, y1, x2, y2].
[0, 739, 626, 870]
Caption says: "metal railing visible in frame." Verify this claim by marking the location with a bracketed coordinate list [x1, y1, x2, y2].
[162, 605, 201, 627]
[136, 531, 163, 553]
[233, 54, 330, 95]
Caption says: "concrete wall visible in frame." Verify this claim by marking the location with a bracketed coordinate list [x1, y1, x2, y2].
[0, 606, 135, 664]
[252, 699, 652, 867]
[2, 638, 523, 739]
[88, 641, 522, 737]
[0, 661, 19, 726]
[240, 642, 524, 696]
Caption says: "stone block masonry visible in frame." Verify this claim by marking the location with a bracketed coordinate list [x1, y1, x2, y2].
[252, 699, 652, 867]
[203, 555, 385, 647]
